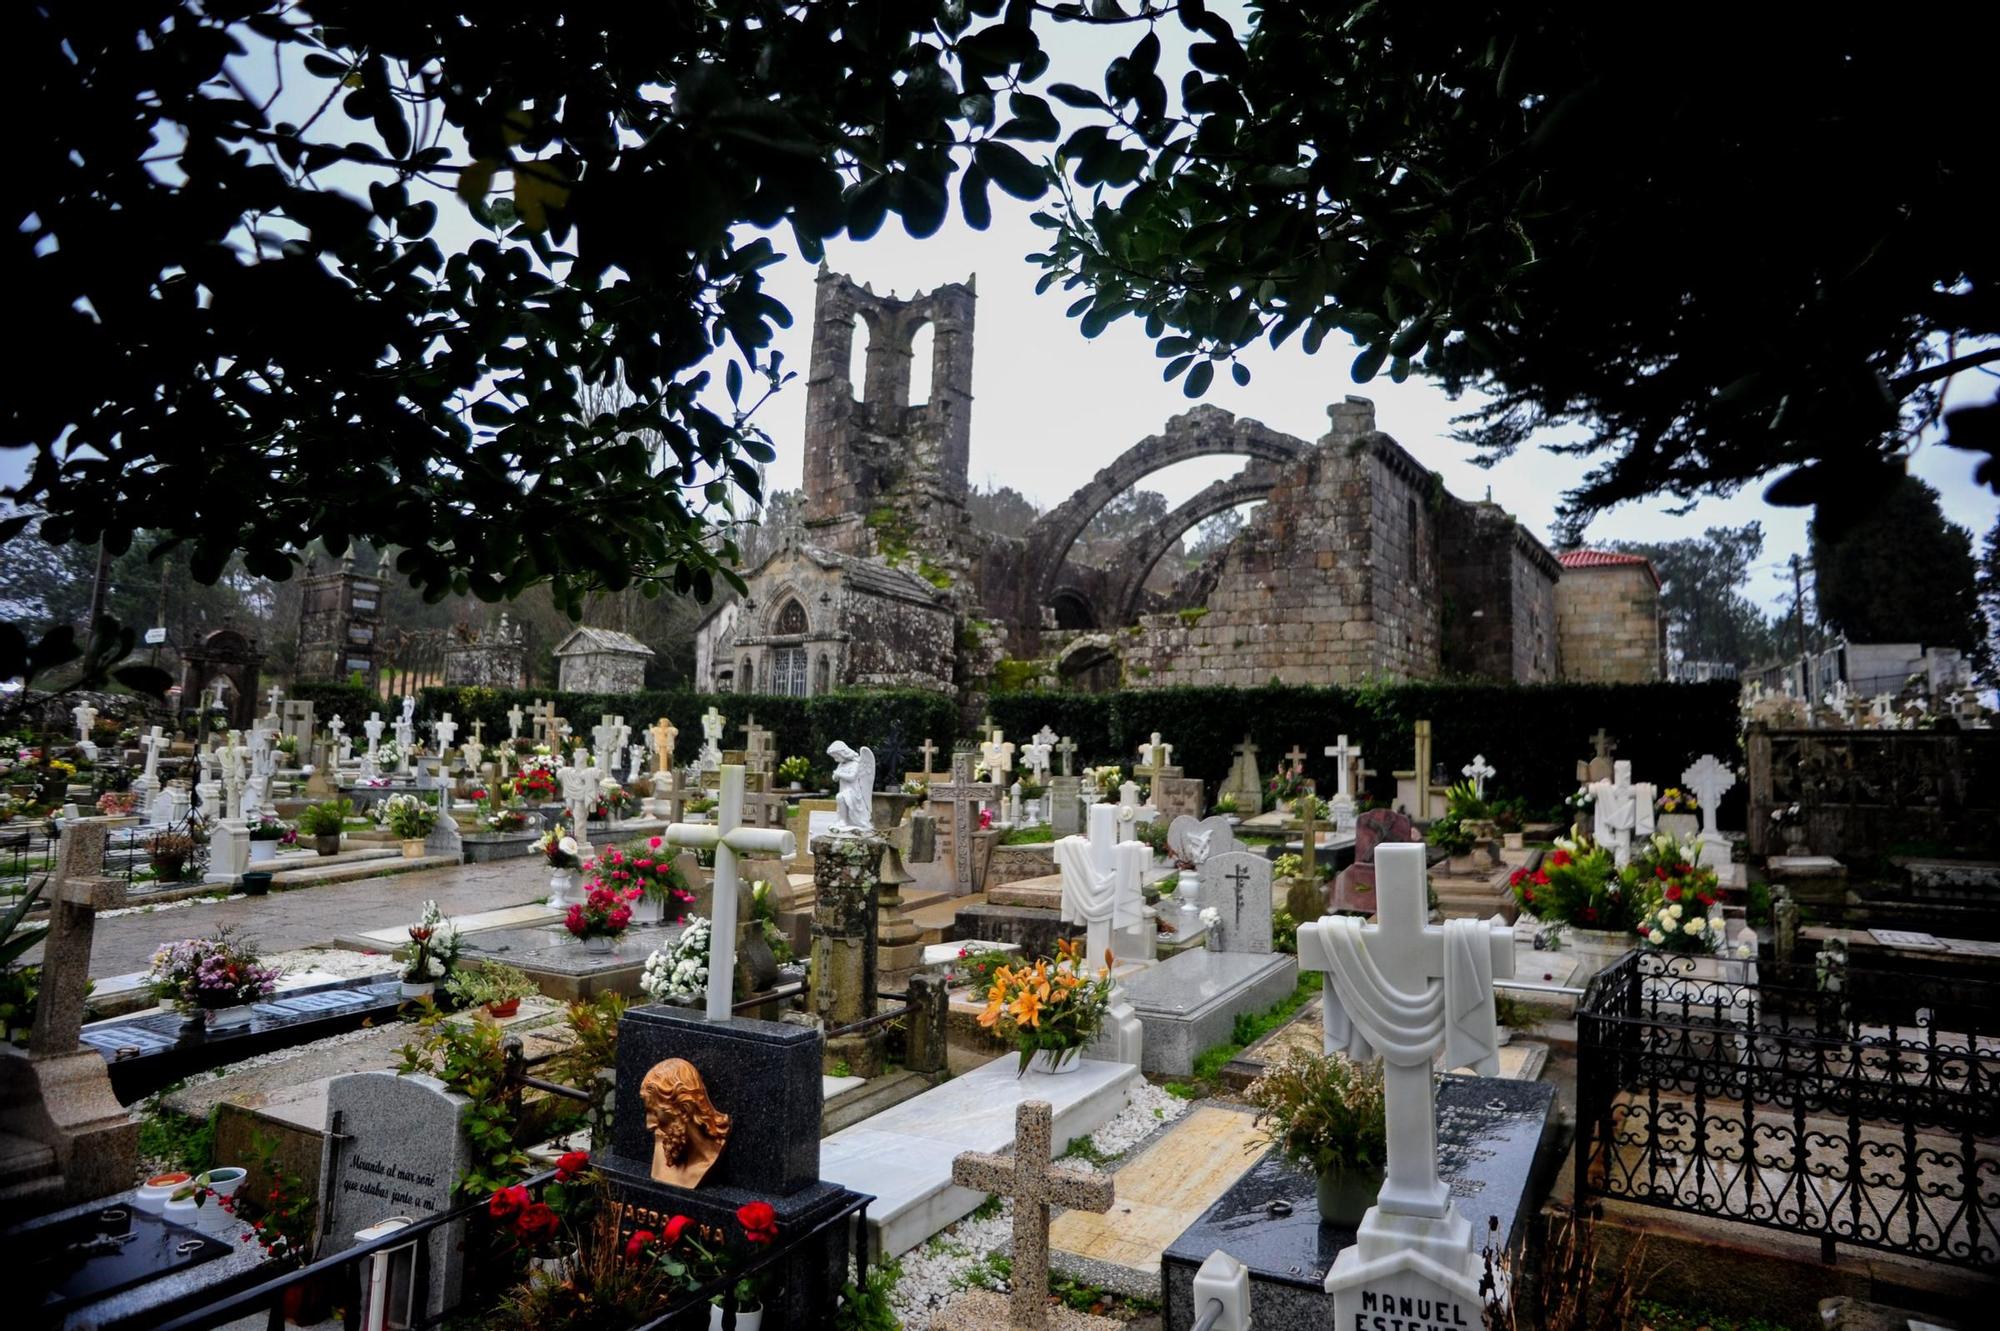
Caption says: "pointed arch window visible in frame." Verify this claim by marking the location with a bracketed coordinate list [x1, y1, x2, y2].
[776, 598, 808, 636]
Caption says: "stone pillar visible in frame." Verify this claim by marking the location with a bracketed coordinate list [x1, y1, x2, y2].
[876, 811, 936, 991]
[902, 970, 949, 1077]
[810, 832, 885, 1077]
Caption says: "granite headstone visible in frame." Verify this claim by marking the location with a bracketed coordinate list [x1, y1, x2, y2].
[1198, 851, 1273, 953]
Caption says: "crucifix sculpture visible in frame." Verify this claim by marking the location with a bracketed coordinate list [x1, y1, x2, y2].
[1053, 735, 1077, 778]
[662, 765, 796, 1021]
[1297, 843, 1514, 1320]
[930, 750, 999, 894]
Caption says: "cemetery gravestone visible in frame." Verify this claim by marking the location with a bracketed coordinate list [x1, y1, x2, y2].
[1221, 735, 1264, 815]
[1199, 851, 1273, 954]
[1331, 808, 1421, 915]
[931, 750, 999, 895]
[319, 1071, 472, 1318]
[1590, 759, 1655, 869]
[1682, 753, 1737, 873]
[1167, 813, 1240, 868]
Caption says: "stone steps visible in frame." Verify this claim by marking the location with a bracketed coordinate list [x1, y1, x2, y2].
[819, 1052, 1139, 1257]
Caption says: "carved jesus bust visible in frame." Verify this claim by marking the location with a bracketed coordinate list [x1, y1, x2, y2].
[639, 1058, 731, 1188]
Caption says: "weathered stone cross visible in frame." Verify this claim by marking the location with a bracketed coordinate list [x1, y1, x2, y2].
[506, 703, 523, 739]
[1283, 744, 1308, 768]
[950, 1100, 1115, 1331]
[930, 750, 999, 893]
[1135, 731, 1174, 791]
[663, 765, 795, 1021]
[917, 737, 939, 779]
[1461, 754, 1495, 799]
[1591, 727, 1616, 760]
[1297, 779, 1322, 881]
[1053, 735, 1077, 778]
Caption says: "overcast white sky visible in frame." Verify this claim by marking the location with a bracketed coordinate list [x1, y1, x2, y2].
[12, 6, 1994, 626]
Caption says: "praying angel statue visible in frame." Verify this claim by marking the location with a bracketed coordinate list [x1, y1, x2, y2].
[827, 741, 876, 836]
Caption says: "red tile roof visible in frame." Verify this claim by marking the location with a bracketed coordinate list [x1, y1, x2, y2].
[1558, 549, 1660, 585]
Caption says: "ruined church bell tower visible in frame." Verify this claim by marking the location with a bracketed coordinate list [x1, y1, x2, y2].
[801, 266, 976, 562]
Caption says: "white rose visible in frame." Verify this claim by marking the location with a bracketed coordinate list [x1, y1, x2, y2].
[1667, 902, 1683, 918]
[1658, 915, 1677, 933]
[1684, 916, 1706, 934]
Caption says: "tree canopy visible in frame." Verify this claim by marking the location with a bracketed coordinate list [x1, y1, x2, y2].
[1811, 471, 1984, 654]
[1033, 2, 1999, 538]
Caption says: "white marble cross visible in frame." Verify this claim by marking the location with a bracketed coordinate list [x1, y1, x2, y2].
[1323, 734, 1362, 799]
[980, 732, 1016, 779]
[433, 712, 458, 751]
[699, 706, 726, 770]
[1589, 759, 1654, 869]
[1461, 754, 1495, 798]
[1117, 780, 1144, 824]
[1055, 802, 1148, 967]
[470, 718, 484, 744]
[663, 765, 796, 1021]
[72, 701, 98, 743]
[1681, 753, 1736, 869]
[139, 726, 168, 779]
[208, 679, 227, 711]
[507, 703, 524, 740]
[1021, 735, 1053, 781]
[266, 684, 284, 717]
[328, 714, 346, 744]
[1054, 735, 1078, 777]
[1297, 844, 1513, 1219]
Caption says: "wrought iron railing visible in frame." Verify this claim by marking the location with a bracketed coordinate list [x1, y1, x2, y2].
[1575, 949, 2000, 1271]
[150, 1165, 874, 1331]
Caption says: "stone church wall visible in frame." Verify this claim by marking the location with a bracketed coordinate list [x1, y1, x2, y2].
[1556, 563, 1664, 682]
[1438, 505, 1560, 682]
[842, 587, 956, 692]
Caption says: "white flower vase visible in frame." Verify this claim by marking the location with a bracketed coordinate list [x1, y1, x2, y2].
[583, 935, 614, 955]
[709, 1305, 763, 1331]
[547, 869, 577, 909]
[247, 840, 276, 864]
[399, 980, 435, 1000]
[630, 893, 664, 925]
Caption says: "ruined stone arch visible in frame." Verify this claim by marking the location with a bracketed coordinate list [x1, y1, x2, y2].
[1021, 405, 1305, 608]
[1054, 634, 1121, 694]
[1049, 587, 1098, 631]
[1107, 466, 1282, 624]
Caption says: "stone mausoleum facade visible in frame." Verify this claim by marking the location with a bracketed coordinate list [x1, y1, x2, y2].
[694, 267, 1646, 705]
[554, 626, 655, 694]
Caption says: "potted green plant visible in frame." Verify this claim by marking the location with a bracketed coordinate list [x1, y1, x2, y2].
[398, 900, 460, 999]
[1245, 1047, 1388, 1227]
[382, 793, 437, 857]
[295, 799, 353, 856]
[445, 960, 538, 1018]
[775, 755, 812, 790]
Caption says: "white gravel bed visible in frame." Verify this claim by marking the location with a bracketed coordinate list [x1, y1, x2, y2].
[103, 892, 245, 918]
[886, 1076, 1191, 1320]
[263, 946, 397, 979]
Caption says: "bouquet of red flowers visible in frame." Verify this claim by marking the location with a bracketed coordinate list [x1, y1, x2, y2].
[589, 839, 695, 921]
[512, 766, 559, 802]
[565, 882, 636, 941]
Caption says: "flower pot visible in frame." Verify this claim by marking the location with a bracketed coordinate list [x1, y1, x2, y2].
[547, 869, 578, 909]
[314, 833, 341, 856]
[486, 997, 522, 1019]
[710, 1304, 764, 1331]
[1503, 832, 1525, 851]
[1315, 1166, 1383, 1228]
[399, 980, 435, 1000]
[135, 1172, 194, 1214]
[401, 838, 426, 858]
[201, 1167, 247, 1209]
[205, 1005, 256, 1030]
[629, 892, 665, 925]
[248, 840, 277, 864]
[1026, 1046, 1081, 1076]
[240, 871, 273, 897]
[582, 935, 614, 955]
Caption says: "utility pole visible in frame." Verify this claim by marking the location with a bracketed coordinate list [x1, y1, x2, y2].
[152, 558, 171, 670]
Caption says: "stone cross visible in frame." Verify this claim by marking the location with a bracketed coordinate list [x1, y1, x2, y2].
[1590, 727, 1616, 761]
[71, 701, 98, 743]
[31, 819, 124, 1056]
[1117, 780, 1143, 826]
[507, 703, 523, 740]
[560, 760, 601, 855]
[1297, 779, 1321, 883]
[1135, 731, 1174, 791]
[650, 716, 679, 774]
[1054, 735, 1078, 778]
[1324, 734, 1362, 799]
[916, 737, 939, 779]
[592, 715, 620, 772]
[1283, 744, 1307, 768]
[931, 750, 1000, 893]
[1409, 719, 1434, 818]
[660, 765, 690, 822]
[663, 765, 796, 1021]
[699, 705, 726, 770]
[1461, 754, 1495, 799]
[1058, 802, 1148, 966]
[950, 1101, 1114, 1331]
[433, 712, 458, 752]
[266, 684, 284, 717]
[1299, 844, 1515, 1327]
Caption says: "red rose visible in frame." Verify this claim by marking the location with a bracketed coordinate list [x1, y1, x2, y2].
[663, 1214, 690, 1244]
[1509, 868, 1526, 887]
[556, 1150, 589, 1181]
[1665, 884, 1682, 901]
[489, 1185, 529, 1220]
[1522, 888, 1535, 903]
[1532, 870, 1549, 886]
[625, 888, 643, 901]
[650, 836, 663, 849]
[1549, 849, 1572, 868]
[515, 1202, 559, 1243]
[737, 1200, 778, 1244]
[624, 1229, 655, 1259]
[1655, 866, 1668, 880]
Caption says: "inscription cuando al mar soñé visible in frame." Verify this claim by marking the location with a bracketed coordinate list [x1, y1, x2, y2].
[341, 1155, 444, 1212]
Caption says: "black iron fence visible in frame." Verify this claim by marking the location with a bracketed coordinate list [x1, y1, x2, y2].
[151, 1165, 874, 1331]
[1575, 949, 2000, 1271]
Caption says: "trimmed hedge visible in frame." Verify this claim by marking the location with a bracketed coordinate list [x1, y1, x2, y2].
[411, 686, 958, 780]
[991, 681, 1740, 813]
[287, 680, 378, 721]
